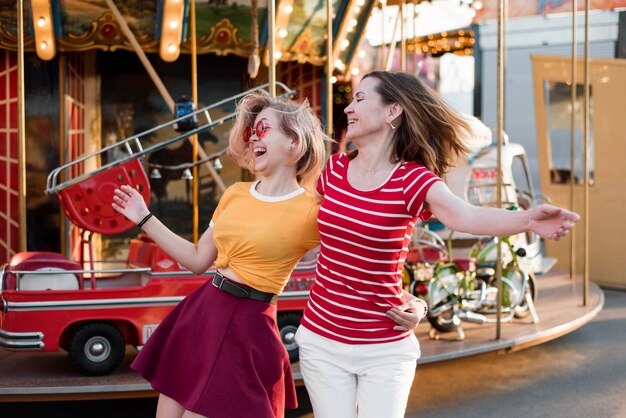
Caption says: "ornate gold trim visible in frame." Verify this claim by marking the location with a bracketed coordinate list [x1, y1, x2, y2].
[0, 24, 35, 51]
[57, 11, 159, 53]
[282, 28, 324, 65]
[183, 18, 252, 57]
[0, 13, 331, 63]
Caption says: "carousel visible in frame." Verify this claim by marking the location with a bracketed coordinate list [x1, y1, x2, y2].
[0, 0, 609, 401]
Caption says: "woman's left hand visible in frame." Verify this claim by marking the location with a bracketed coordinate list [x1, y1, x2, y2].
[112, 184, 150, 225]
[386, 298, 427, 331]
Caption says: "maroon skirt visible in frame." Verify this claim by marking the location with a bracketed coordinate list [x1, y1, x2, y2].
[131, 278, 297, 418]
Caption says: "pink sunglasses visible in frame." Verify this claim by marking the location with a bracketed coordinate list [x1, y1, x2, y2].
[243, 119, 271, 143]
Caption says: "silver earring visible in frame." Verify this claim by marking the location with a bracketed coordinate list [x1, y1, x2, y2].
[387, 121, 396, 130]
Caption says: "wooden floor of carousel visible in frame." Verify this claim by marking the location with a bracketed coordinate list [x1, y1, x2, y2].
[0, 269, 604, 402]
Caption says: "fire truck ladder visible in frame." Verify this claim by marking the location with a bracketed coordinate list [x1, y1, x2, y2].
[44, 82, 294, 235]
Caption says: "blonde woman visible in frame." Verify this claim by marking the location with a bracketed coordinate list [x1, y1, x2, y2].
[113, 93, 327, 418]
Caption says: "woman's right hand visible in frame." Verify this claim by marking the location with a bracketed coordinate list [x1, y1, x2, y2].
[112, 185, 150, 225]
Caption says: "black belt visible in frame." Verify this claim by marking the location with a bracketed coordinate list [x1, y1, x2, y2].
[212, 272, 278, 305]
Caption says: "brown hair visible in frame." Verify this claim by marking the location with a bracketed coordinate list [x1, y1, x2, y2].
[228, 92, 328, 193]
[362, 71, 471, 176]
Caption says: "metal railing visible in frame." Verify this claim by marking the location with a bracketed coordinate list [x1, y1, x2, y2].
[46, 82, 295, 195]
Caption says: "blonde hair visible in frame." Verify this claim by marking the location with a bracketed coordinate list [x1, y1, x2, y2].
[362, 71, 471, 176]
[228, 93, 328, 194]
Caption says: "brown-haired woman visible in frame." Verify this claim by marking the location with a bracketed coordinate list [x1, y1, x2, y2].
[295, 71, 580, 418]
[112, 92, 327, 418]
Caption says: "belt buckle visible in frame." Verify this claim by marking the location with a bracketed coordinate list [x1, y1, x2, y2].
[213, 272, 225, 289]
[214, 273, 249, 299]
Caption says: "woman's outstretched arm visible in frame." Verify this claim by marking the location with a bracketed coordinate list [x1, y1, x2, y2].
[425, 182, 580, 240]
[112, 185, 217, 275]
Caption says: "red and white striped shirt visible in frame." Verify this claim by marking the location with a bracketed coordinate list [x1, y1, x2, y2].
[301, 153, 442, 344]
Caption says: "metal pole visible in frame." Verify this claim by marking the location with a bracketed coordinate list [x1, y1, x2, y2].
[503, 0, 507, 130]
[326, 0, 333, 143]
[380, 2, 386, 69]
[400, 0, 406, 72]
[413, 0, 419, 66]
[268, 0, 276, 97]
[495, 0, 506, 340]
[582, 0, 590, 306]
[380, 0, 387, 70]
[191, 0, 199, 244]
[570, 0, 577, 280]
[17, 0, 27, 252]
[385, 9, 401, 71]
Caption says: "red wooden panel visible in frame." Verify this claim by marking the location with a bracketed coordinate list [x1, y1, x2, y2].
[9, 190, 18, 216]
[0, 103, 6, 129]
[9, 68, 16, 98]
[9, 224, 18, 253]
[0, 73, 5, 98]
[0, 50, 18, 261]
[9, 161, 17, 190]
[9, 100, 17, 129]
[0, 216, 6, 240]
[64, 53, 87, 252]
[72, 105, 78, 129]
[0, 187, 6, 212]
[8, 50, 16, 67]
[9, 132, 17, 159]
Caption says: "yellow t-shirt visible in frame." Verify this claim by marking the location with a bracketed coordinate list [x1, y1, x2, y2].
[210, 181, 320, 294]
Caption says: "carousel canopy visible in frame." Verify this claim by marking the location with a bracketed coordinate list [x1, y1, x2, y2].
[0, 0, 375, 70]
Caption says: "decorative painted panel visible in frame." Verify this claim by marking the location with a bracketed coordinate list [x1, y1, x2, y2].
[0, 1, 267, 58]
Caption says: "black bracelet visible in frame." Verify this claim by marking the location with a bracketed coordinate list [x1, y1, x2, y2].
[137, 213, 153, 229]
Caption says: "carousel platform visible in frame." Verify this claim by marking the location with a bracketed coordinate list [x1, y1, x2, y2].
[0, 269, 603, 402]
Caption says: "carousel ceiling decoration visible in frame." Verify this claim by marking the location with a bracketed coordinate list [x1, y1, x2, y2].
[31, 0, 56, 60]
[268, 0, 338, 66]
[0, 0, 375, 70]
[159, 0, 185, 61]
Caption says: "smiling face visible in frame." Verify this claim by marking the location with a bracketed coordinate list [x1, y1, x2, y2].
[344, 76, 394, 143]
[247, 108, 295, 175]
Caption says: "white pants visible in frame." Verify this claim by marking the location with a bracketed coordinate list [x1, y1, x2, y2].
[296, 326, 420, 418]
